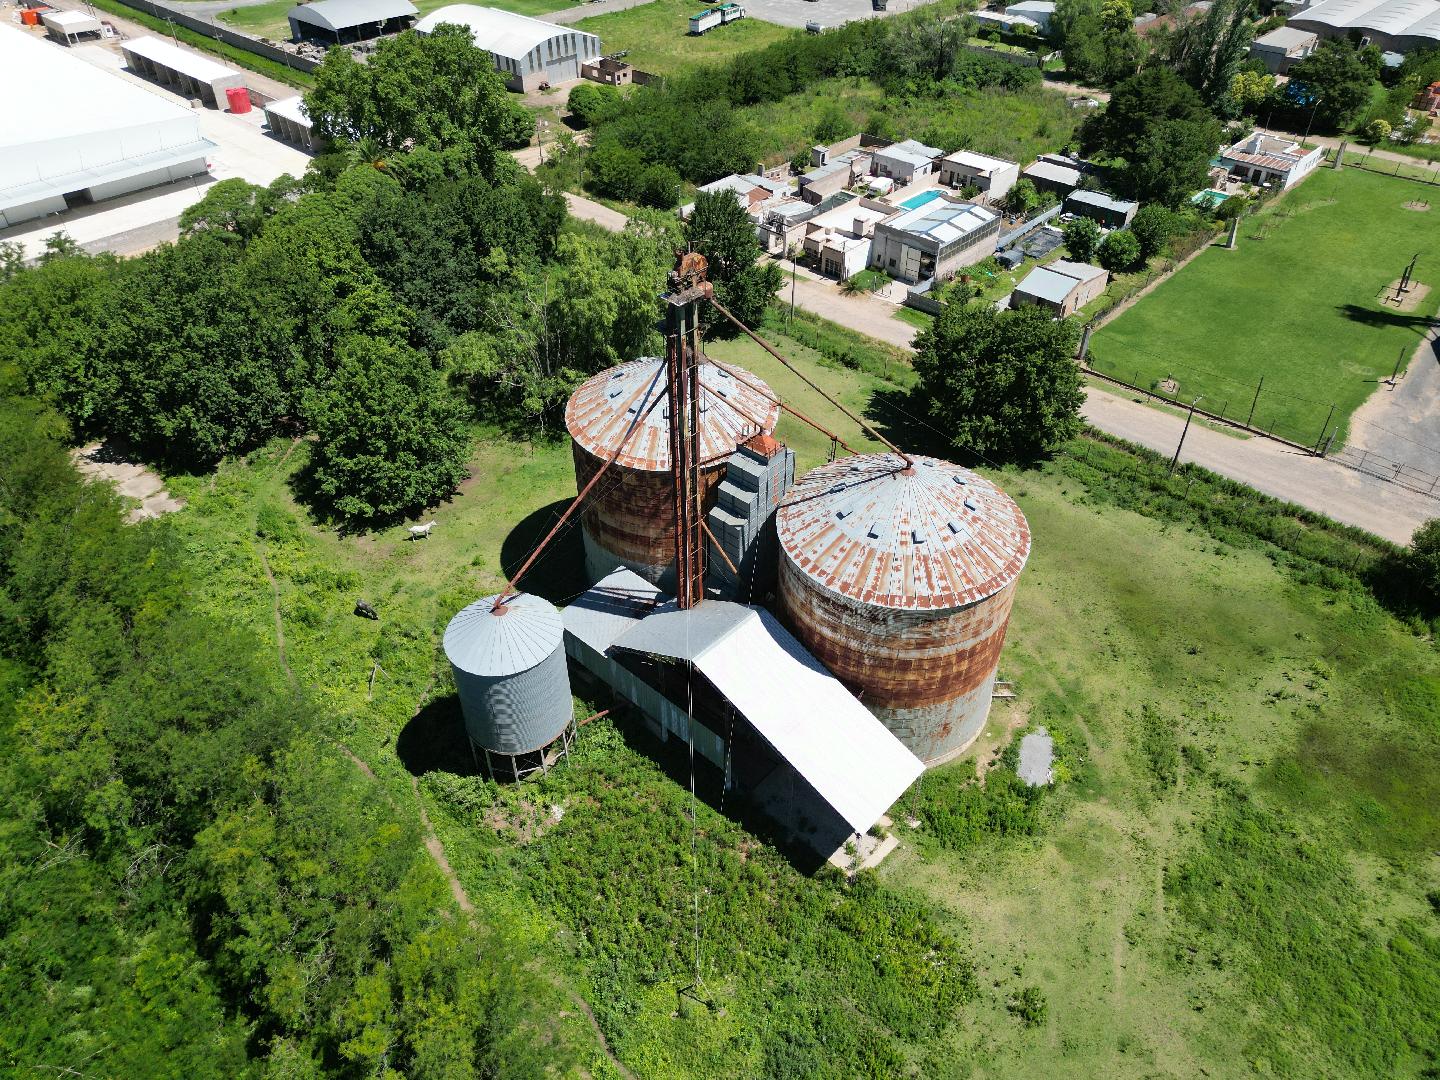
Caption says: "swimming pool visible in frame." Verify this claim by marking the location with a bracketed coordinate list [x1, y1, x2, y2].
[898, 189, 945, 211]
[1192, 188, 1230, 209]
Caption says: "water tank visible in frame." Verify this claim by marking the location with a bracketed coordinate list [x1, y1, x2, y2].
[225, 86, 251, 114]
[565, 356, 780, 586]
[443, 592, 572, 755]
[775, 454, 1031, 766]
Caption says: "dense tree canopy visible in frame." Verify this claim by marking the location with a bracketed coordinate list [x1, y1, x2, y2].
[1063, 215, 1102, 261]
[1413, 518, 1440, 603]
[1055, 0, 1142, 86]
[1162, 0, 1255, 109]
[686, 190, 784, 334]
[1286, 40, 1375, 131]
[914, 303, 1084, 461]
[306, 24, 533, 175]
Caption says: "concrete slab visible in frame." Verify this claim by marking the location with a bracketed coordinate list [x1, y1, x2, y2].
[1017, 726, 1054, 787]
[71, 442, 186, 522]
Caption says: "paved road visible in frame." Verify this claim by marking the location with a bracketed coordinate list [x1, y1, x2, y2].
[548, 0, 654, 24]
[1346, 324, 1440, 477]
[562, 191, 630, 230]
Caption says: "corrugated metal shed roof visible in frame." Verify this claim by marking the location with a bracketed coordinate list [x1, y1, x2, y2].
[1253, 24, 1317, 46]
[562, 567, 662, 655]
[1048, 259, 1107, 283]
[613, 601, 923, 831]
[289, 0, 416, 30]
[942, 149, 1018, 174]
[1066, 189, 1137, 214]
[1023, 160, 1083, 186]
[776, 453, 1031, 610]
[882, 200, 996, 245]
[565, 357, 780, 472]
[445, 592, 563, 677]
[1014, 265, 1077, 305]
[415, 4, 598, 58]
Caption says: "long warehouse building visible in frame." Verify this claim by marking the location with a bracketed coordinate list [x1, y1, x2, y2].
[0, 25, 215, 228]
[415, 4, 600, 90]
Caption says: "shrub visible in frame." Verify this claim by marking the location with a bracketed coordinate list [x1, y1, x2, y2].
[1062, 215, 1101, 261]
[1097, 228, 1141, 272]
[1412, 518, 1440, 603]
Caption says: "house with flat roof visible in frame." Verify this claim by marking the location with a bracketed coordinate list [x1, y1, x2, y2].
[799, 149, 871, 205]
[1249, 25, 1319, 71]
[1219, 131, 1325, 189]
[1022, 159, 1083, 197]
[1065, 189, 1138, 228]
[1010, 260, 1107, 316]
[1005, 0, 1055, 32]
[801, 198, 897, 279]
[870, 198, 1000, 284]
[872, 139, 943, 184]
[938, 150, 1020, 202]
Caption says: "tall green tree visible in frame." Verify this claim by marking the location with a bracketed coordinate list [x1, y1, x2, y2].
[1164, 0, 1256, 108]
[306, 24, 533, 174]
[1057, 0, 1142, 85]
[914, 303, 1084, 460]
[303, 336, 471, 520]
[685, 189, 783, 335]
[1063, 215, 1102, 261]
[1286, 40, 1375, 131]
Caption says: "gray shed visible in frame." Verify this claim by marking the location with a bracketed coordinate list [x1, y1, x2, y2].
[444, 592, 573, 767]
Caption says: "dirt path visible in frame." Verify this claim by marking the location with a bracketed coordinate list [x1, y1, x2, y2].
[256, 546, 297, 689]
[1345, 322, 1440, 476]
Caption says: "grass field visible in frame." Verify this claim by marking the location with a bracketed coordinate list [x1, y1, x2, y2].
[155, 313, 1440, 1077]
[574, 0, 794, 78]
[1088, 168, 1440, 448]
[216, 0, 571, 41]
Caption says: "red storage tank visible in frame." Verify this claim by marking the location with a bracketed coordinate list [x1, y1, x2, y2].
[20, 9, 41, 25]
[226, 86, 252, 113]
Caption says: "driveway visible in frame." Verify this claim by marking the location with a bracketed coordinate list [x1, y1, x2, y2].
[1344, 323, 1440, 478]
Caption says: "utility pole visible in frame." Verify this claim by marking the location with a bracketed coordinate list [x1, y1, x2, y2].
[1304, 96, 1324, 142]
[1388, 344, 1407, 387]
[789, 254, 797, 324]
[1226, 216, 1240, 249]
[1169, 397, 1201, 475]
[1246, 375, 1263, 429]
[1313, 403, 1336, 453]
[1077, 322, 1093, 363]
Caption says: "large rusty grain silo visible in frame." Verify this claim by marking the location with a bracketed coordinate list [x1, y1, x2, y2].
[775, 454, 1031, 766]
[565, 356, 780, 586]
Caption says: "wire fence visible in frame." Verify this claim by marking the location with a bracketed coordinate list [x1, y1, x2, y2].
[1328, 445, 1440, 500]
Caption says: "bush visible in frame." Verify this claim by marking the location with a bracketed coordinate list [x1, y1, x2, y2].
[567, 81, 622, 128]
[1097, 228, 1141, 272]
[1412, 519, 1440, 603]
[1129, 203, 1177, 260]
[636, 163, 681, 209]
[1063, 215, 1101, 261]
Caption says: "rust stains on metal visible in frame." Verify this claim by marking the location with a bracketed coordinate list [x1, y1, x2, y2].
[774, 453, 1030, 611]
[774, 453, 1030, 765]
[565, 357, 780, 474]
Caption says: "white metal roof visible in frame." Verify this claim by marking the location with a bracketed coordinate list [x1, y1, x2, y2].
[1005, 0, 1055, 13]
[415, 4, 597, 58]
[1066, 189, 1137, 214]
[1023, 160, 1083, 186]
[42, 9, 102, 31]
[444, 592, 563, 677]
[1048, 259, 1107, 283]
[562, 567, 663, 655]
[1015, 266, 1078, 305]
[1289, 0, 1440, 36]
[613, 602, 924, 832]
[883, 199, 997, 245]
[289, 0, 416, 30]
[122, 35, 240, 82]
[263, 94, 312, 128]
[942, 149, 1018, 174]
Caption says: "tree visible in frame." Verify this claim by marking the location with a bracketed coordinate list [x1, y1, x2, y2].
[686, 189, 783, 333]
[585, 138, 646, 201]
[303, 336, 470, 520]
[1097, 228, 1141, 271]
[1086, 67, 1223, 205]
[179, 176, 289, 243]
[1228, 69, 1275, 114]
[882, 10, 969, 84]
[1286, 40, 1375, 131]
[1363, 118, 1392, 143]
[812, 101, 851, 143]
[1129, 203, 1177, 260]
[1003, 178, 1040, 217]
[913, 303, 1084, 460]
[1057, 0, 1142, 85]
[637, 163, 682, 210]
[567, 81, 622, 128]
[306, 25, 533, 175]
[1063, 215, 1102, 261]
[1165, 0, 1255, 108]
[1412, 518, 1440, 603]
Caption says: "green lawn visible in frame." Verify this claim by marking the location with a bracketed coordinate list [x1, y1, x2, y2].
[574, 0, 793, 79]
[156, 310, 1440, 1078]
[216, 0, 571, 41]
[1089, 168, 1440, 447]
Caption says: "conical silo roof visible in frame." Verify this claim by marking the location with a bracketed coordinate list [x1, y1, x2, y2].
[443, 592, 564, 677]
[776, 454, 1031, 611]
[565, 357, 780, 472]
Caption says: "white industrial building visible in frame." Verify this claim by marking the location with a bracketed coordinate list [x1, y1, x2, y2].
[1249, 25, 1319, 71]
[1005, 0, 1055, 32]
[0, 25, 215, 228]
[1288, 0, 1440, 51]
[263, 95, 318, 151]
[41, 9, 103, 45]
[121, 35, 246, 109]
[415, 5, 601, 91]
[287, 0, 418, 44]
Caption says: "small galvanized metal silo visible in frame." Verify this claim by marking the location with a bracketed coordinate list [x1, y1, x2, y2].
[443, 592, 573, 766]
[775, 454, 1031, 766]
[565, 356, 781, 586]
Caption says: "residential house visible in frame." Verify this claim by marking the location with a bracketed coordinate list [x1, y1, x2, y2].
[1010, 259, 1108, 316]
[972, 9, 1040, 31]
[938, 150, 1021, 202]
[1248, 26, 1318, 72]
[799, 149, 871, 205]
[1219, 131, 1325, 190]
[871, 139, 943, 184]
[801, 198, 897, 279]
[869, 198, 1001, 284]
[682, 172, 789, 217]
[1022, 159, 1083, 197]
[1065, 189, 1138, 228]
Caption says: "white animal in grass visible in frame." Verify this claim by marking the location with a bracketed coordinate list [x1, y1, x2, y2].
[408, 520, 436, 541]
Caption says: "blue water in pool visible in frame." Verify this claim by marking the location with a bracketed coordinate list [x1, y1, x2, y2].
[898, 189, 944, 211]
